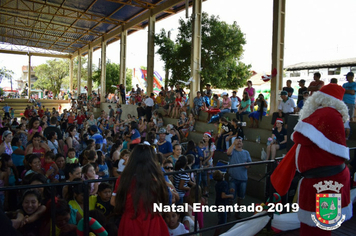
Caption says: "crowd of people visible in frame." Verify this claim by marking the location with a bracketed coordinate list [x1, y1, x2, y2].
[0, 71, 355, 235]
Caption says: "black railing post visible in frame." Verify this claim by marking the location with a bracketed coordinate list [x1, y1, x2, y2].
[194, 168, 201, 233]
[51, 186, 56, 236]
[83, 181, 90, 236]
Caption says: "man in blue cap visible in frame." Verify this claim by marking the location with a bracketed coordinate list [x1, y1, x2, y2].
[271, 91, 296, 127]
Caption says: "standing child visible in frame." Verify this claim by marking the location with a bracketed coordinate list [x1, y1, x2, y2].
[213, 170, 234, 236]
[95, 183, 114, 216]
[96, 151, 109, 179]
[82, 164, 99, 195]
[163, 211, 189, 235]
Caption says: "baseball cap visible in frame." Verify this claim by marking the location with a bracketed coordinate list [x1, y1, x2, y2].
[158, 128, 168, 134]
[279, 91, 288, 96]
[345, 72, 354, 77]
[221, 92, 228, 96]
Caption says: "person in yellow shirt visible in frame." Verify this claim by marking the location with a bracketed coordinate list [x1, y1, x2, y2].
[68, 179, 96, 217]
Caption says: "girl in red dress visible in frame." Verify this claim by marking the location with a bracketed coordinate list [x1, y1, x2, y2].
[112, 144, 169, 236]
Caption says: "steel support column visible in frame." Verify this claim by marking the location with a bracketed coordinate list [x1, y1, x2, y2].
[77, 52, 81, 98]
[270, 0, 286, 113]
[189, 0, 202, 108]
[119, 30, 127, 86]
[87, 46, 93, 95]
[69, 58, 73, 94]
[101, 39, 107, 102]
[147, 10, 156, 95]
[28, 54, 31, 97]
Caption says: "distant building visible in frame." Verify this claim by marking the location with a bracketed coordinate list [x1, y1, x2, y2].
[284, 58, 356, 86]
[17, 65, 38, 91]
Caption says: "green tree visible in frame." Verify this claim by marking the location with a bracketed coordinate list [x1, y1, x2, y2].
[33, 59, 69, 97]
[92, 60, 133, 93]
[0, 67, 14, 90]
[155, 13, 251, 90]
[62, 57, 90, 92]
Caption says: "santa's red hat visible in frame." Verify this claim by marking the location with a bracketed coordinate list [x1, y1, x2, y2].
[204, 132, 211, 138]
[293, 107, 348, 159]
[318, 83, 345, 101]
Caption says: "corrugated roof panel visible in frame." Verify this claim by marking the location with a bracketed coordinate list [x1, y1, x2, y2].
[111, 5, 146, 21]
[63, 0, 94, 12]
[89, 0, 123, 16]
[74, 19, 99, 30]
[92, 22, 117, 33]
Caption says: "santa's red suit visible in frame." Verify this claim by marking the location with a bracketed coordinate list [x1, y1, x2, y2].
[271, 84, 352, 235]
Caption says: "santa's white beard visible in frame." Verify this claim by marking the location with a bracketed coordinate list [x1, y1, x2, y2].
[299, 91, 349, 123]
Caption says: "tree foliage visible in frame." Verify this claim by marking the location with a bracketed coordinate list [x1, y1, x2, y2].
[92, 60, 133, 93]
[62, 57, 90, 91]
[0, 67, 14, 84]
[155, 13, 251, 90]
[33, 59, 69, 97]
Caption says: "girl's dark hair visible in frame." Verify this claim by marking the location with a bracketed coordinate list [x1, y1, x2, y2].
[65, 163, 81, 179]
[109, 141, 122, 160]
[98, 182, 112, 193]
[0, 153, 11, 171]
[55, 153, 65, 161]
[28, 154, 40, 165]
[243, 92, 250, 101]
[29, 173, 47, 185]
[185, 140, 196, 154]
[186, 154, 194, 165]
[67, 125, 76, 138]
[11, 136, 20, 146]
[47, 131, 57, 140]
[87, 150, 97, 161]
[33, 132, 41, 139]
[21, 189, 42, 205]
[156, 152, 164, 166]
[115, 144, 168, 219]
[44, 151, 55, 160]
[146, 131, 155, 145]
[174, 155, 187, 171]
[130, 121, 138, 130]
[96, 151, 104, 165]
[28, 117, 40, 130]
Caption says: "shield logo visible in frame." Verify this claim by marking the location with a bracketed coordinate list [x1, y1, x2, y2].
[315, 193, 342, 225]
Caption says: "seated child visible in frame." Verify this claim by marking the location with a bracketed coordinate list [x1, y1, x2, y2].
[163, 210, 189, 236]
[43, 151, 59, 181]
[66, 148, 78, 164]
[95, 183, 114, 217]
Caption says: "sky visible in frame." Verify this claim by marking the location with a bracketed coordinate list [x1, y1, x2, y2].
[1, 0, 356, 88]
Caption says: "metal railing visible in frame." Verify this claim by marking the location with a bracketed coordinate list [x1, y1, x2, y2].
[0, 159, 281, 236]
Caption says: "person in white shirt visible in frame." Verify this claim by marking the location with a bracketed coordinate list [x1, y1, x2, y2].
[144, 93, 155, 122]
[271, 91, 296, 127]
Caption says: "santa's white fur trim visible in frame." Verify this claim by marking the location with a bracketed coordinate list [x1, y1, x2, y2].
[299, 91, 349, 123]
[294, 121, 349, 160]
[295, 144, 301, 172]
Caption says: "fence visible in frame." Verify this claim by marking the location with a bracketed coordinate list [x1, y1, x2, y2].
[0, 158, 282, 236]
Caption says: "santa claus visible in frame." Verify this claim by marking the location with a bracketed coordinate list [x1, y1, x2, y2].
[271, 83, 352, 235]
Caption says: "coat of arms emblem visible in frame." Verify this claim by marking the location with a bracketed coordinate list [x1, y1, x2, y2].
[311, 181, 346, 230]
